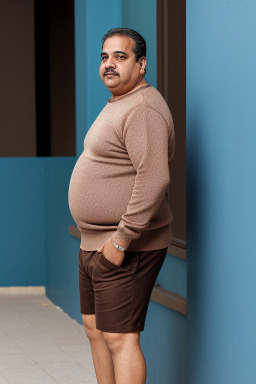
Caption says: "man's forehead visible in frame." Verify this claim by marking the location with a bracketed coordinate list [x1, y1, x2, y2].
[102, 35, 135, 54]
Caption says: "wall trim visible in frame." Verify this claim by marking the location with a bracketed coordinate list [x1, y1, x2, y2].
[151, 286, 187, 315]
[167, 244, 186, 260]
[0, 286, 46, 295]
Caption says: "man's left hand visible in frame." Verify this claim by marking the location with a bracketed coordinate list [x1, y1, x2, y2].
[98, 238, 125, 266]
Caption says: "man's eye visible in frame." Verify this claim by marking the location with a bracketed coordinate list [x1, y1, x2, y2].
[102, 56, 108, 61]
[117, 55, 126, 60]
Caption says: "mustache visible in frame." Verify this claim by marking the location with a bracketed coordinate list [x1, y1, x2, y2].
[103, 68, 119, 76]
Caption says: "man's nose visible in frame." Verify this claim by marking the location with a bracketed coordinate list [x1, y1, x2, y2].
[105, 57, 115, 68]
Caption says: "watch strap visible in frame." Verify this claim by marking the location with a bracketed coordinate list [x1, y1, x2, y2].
[111, 239, 127, 252]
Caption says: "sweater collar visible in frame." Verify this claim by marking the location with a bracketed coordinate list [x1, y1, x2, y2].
[108, 84, 151, 103]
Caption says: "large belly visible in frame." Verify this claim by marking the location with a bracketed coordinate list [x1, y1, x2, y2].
[68, 153, 135, 226]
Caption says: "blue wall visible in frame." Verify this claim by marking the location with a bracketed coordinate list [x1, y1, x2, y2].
[122, 0, 157, 88]
[187, 1, 256, 383]
[44, 157, 79, 319]
[0, 158, 46, 286]
[0, 157, 77, 293]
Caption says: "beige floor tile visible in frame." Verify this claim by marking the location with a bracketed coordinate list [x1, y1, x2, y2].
[0, 294, 96, 384]
[0, 373, 9, 384]
[5, 371, 58, 384]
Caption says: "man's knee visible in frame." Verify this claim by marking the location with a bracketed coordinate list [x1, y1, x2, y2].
[103, 332, 140, 355]
[82, 314, 103, 343]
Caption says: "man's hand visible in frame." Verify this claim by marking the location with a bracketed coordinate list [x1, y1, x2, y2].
[98, 238, 125, 266]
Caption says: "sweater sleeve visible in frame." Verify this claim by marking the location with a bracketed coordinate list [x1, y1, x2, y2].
[112, 106, 171, 249]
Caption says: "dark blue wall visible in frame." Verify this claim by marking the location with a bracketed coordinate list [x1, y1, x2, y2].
[0, 158, 46, 286]
[44, 157, 80, 319]
[0, 157, 77, 294]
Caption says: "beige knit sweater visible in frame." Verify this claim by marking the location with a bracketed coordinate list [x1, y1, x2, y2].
[68, 85, 175, 251]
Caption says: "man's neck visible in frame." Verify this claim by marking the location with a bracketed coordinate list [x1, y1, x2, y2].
[110, 78, 148, 101]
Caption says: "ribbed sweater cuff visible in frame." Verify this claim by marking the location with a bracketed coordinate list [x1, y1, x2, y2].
[112, 228, 133, 249]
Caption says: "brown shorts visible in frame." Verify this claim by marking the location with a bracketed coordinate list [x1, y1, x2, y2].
[78, 247, 167, 333]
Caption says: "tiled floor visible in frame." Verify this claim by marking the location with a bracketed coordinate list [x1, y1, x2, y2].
[0, 294, 97, 384]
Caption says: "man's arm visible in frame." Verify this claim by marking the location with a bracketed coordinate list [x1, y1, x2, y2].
[111, 105, 173, 250]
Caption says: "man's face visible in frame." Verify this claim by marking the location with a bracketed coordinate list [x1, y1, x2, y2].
[99, 35, 146, 96]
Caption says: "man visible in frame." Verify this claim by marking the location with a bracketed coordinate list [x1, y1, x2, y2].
[68, 28, 175, 384]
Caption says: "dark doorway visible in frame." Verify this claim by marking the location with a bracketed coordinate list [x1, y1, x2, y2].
[0, 0, 76, 157]
[35, 0, 76, 156]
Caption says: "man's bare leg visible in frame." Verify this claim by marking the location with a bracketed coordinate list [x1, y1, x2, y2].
[82, 314, 115, 384]
[103, 332, 146, 384]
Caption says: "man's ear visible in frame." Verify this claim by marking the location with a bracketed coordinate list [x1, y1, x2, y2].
[139, 56, 147, 74]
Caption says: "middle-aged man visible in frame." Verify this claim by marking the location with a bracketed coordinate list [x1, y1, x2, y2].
[68, 28, 175, 384]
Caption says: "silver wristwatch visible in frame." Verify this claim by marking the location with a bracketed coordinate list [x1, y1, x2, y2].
[111, 239, 127, 252]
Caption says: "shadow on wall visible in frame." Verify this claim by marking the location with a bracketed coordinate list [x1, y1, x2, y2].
[187, 111, 203, 310]
[186, 110, 209, 377]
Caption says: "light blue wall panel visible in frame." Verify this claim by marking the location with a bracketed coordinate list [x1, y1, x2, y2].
[157, 254, 186, 297]
[142, 301, 187, 384]
[187, 1, 256, 383]
[121, 0, 157, 88]
[0, 158, 46, 286]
